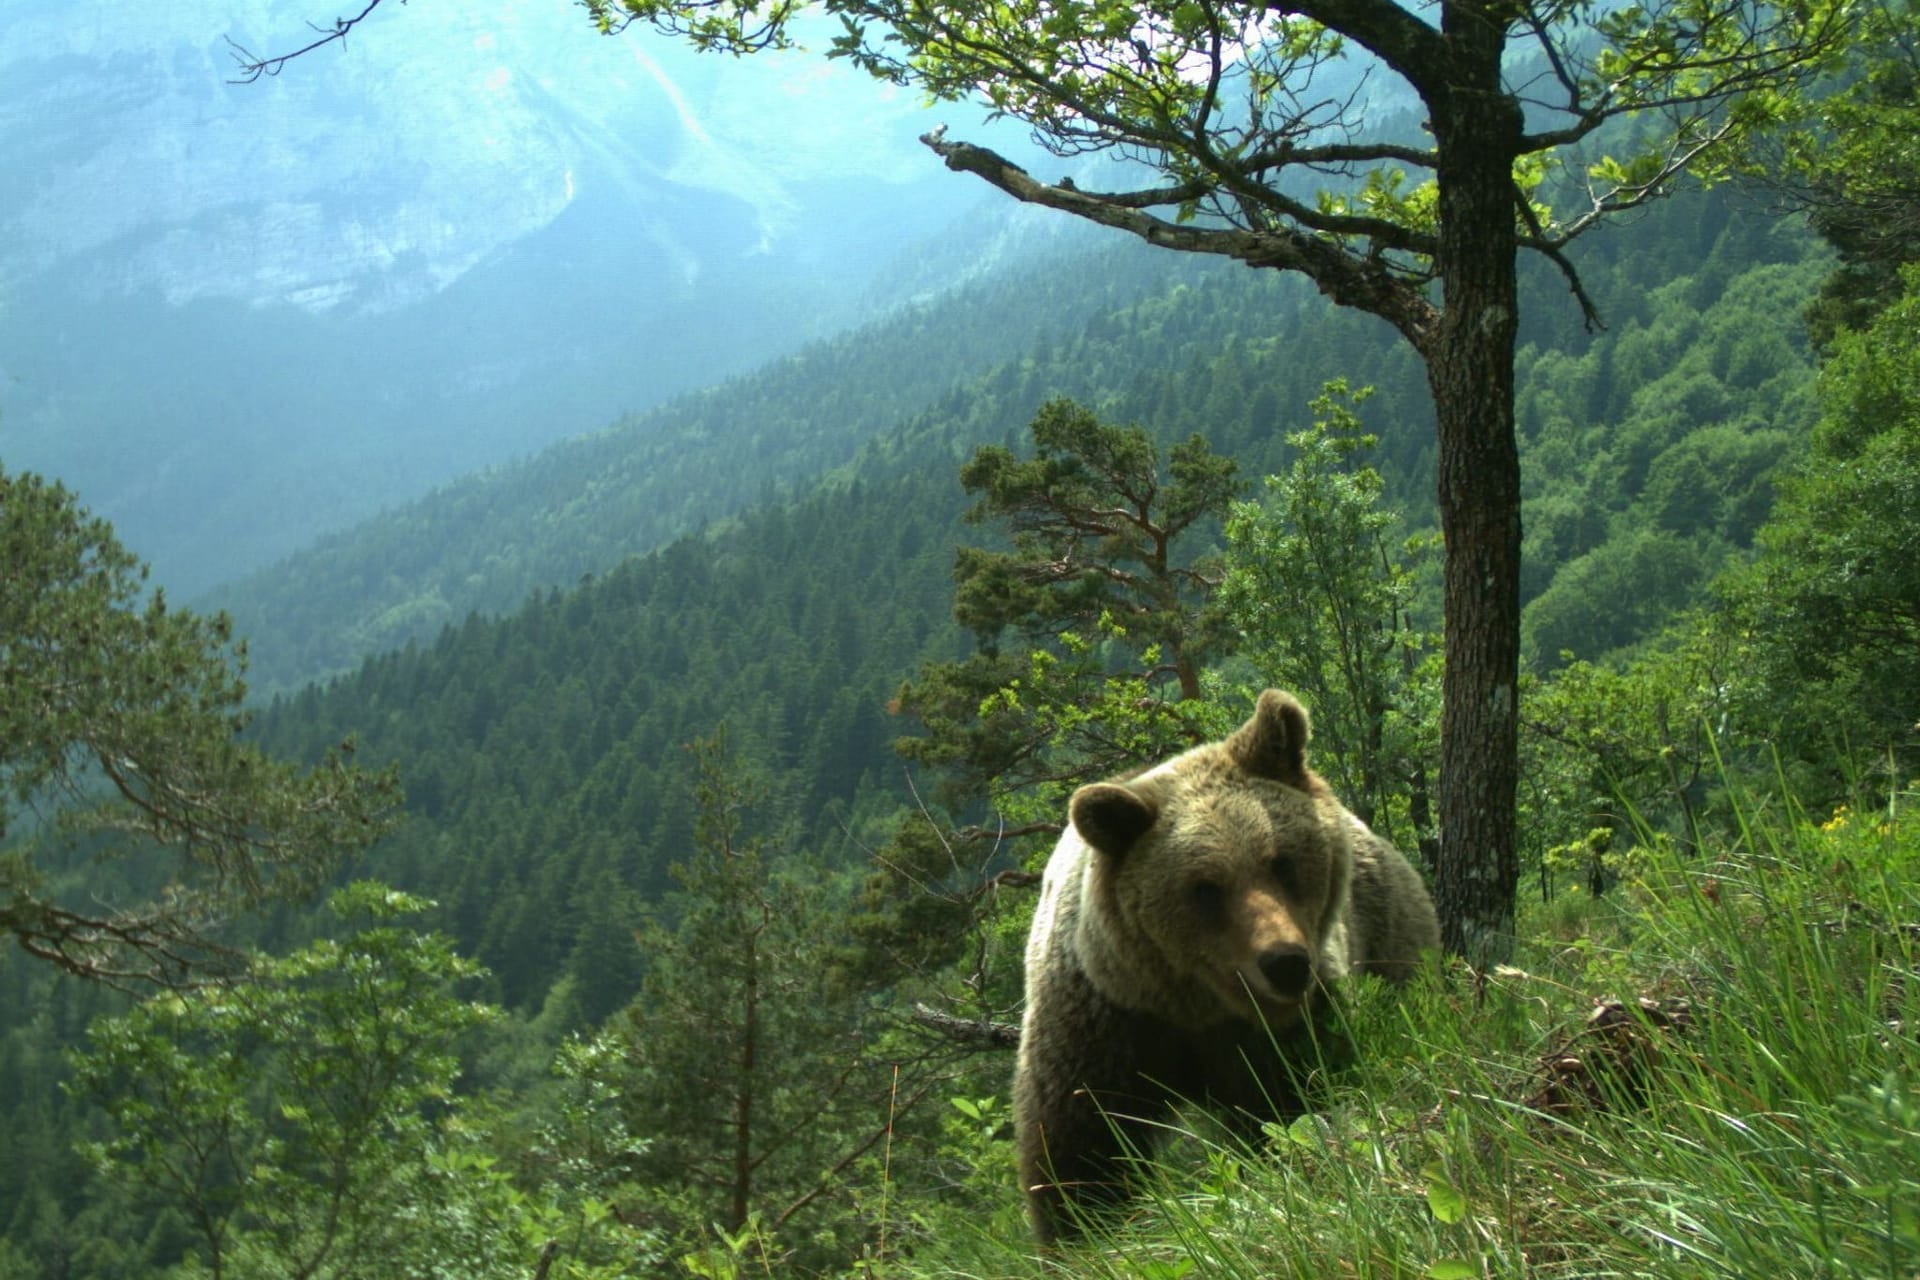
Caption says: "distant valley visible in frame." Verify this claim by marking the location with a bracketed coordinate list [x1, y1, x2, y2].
[0, 0, 1055, 596]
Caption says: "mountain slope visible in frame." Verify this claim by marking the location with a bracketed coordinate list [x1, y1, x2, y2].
[0, 0, 1024, 596]
[231, 190, 1827, 1015]
[207, 239, 1270, 691]
[0, 187, 1835, 1278]
[214, 186, 1822, 696]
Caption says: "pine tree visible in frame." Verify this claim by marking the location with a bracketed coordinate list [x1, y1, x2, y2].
[0, 466, 398, 987]
[850, 402, 1240, 996]
[611, 733, 896, 1269]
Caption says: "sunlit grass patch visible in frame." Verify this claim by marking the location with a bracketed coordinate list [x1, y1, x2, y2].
[908, 782, 1920, 1280]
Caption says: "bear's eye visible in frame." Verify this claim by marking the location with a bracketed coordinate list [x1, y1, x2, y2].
[1188, 880, 1227, 919]
[1268, 854, 1300, 895]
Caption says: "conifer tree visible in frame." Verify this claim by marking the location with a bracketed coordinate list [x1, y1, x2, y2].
[892, 398, 1240, 813]
[611, 733, 897, 1267]
[0, 466, 398, 987]
[847, 403, 1238, 993]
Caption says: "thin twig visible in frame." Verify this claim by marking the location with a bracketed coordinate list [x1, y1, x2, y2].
[226, 0, 391, 84]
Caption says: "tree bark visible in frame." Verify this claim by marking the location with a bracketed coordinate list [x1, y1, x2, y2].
[1424, 2, 1525, 967]
[730, 930, 760, 1233]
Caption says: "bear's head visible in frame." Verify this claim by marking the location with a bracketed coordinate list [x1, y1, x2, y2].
[1068, 689, 1355, 1030]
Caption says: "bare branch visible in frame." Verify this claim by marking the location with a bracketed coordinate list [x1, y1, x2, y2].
[920, 130, 1439, 349]
[1514, 1, 1595, 122]
[770, 1076, 942, 1229]
[225, 0, 392, 84]
[6, 897, 245, 992]
[950, 826, 1058, 849]
[1553, 118, 1738, 244]
[1515, 187, 1605, 333]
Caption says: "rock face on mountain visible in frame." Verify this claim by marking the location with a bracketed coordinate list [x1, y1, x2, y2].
[8, 7, 555, 313]
[0, 1, 982, 594]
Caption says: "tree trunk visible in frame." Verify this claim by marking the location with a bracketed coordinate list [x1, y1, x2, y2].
[729, 933, 759, 1233]
[1425, 7, 1524, 968]
[913, 6, 1538, 968]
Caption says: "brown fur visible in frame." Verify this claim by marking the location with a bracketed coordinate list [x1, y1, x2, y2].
[1013, 690, 1440, 1243]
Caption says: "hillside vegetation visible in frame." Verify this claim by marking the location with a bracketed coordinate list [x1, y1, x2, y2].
[9, 148, 1918, 1275]
[208, 190, 1823, 1007]
[202, 244, 1227, 692]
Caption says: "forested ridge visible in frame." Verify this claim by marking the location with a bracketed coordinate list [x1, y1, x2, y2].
[209, 183, 1815, 697]
[201, 244, 1229, 693]
[11, 161, 1913, 1276]
[250, 467, 967, 1018]
[233, 188, 1824, 1013]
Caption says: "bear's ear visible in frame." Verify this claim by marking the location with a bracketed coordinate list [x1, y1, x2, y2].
[1071, 783, 1159, 859]
[1228, 689, 1311, 785]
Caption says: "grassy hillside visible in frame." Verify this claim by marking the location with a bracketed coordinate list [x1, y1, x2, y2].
[898, 789, 1920, 1278]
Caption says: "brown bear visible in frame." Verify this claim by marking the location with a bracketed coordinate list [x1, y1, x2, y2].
[1013, 688, 1440, 1244]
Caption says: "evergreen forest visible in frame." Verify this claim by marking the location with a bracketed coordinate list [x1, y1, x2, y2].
[4, 18, 1919, 1274]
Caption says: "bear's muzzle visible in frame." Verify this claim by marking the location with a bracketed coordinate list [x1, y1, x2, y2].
[1256, 942, 1314, 999]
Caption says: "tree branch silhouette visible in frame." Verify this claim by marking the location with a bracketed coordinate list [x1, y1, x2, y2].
[226, 0, 391, 83]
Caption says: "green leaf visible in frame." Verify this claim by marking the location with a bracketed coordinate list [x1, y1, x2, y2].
[1138, 1259, 1197, 1280]
[1423, 1164, 1467, 1223]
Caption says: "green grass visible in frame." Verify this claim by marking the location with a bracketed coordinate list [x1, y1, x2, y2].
[894, 779, 1920, 1279]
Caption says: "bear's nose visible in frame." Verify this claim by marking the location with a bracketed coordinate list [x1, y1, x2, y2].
[1257, 943, 1313, 998]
